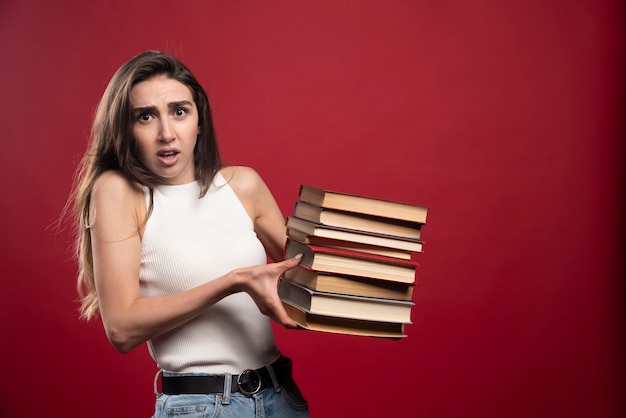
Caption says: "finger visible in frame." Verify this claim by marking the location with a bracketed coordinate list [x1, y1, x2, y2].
[262, 293, 299, 328]
[273, 253, 303, 273]
[273, 304, 299, 329]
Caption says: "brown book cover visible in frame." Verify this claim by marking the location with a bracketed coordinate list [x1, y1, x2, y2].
[286, 216, 423, 255]
[278, 278, 413, 323]
[285, 239, 418, 284]
[299, 185, 428, 224]
[293, 201, 423, 239]
[283, 266, 414, 301]
[282, 302, 407, 339]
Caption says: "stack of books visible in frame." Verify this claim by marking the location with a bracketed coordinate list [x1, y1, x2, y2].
[278, 185, 428, 339]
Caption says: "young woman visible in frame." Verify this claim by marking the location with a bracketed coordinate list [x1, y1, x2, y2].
[71, 50, 309, 417]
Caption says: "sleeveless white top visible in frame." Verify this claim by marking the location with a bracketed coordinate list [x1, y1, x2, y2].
[139, 172, 279, 374]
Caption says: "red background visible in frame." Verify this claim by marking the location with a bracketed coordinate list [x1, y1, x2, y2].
[0, 1, 624, 417]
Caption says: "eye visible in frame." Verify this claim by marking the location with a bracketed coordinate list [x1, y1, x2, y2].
[137, 113, 154, 122]
[174, 108, 188, 117]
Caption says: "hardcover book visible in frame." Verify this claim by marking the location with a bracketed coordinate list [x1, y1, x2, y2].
[285, 239, 418, 284]
[278, 279, 414, 323]
[286, 216, 423, 255]
[283, 266, 414, 301]
[293, 201, 423, 239]
[282, 302, 407, 339]
[298, 185, 428, 224]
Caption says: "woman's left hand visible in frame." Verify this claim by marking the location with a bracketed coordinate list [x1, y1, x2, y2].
[233, 255, 303, 329]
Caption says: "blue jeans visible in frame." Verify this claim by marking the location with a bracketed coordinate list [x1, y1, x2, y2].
[152, 375, 309, 418]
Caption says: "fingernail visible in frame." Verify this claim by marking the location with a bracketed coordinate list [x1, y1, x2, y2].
[294, 253, 303, 260]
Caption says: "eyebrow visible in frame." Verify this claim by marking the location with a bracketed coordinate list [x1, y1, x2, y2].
[133, 100, 194, 114]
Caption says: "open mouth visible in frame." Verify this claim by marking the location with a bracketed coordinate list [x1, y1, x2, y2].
[157, 150, 180, 164]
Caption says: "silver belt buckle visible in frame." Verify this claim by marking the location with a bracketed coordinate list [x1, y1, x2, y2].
[237, 369, 262, 396]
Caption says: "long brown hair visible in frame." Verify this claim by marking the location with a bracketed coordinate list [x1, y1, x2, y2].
[71, 51, 221, 319]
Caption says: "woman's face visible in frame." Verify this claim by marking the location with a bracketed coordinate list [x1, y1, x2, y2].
[130, 75, 200, 185]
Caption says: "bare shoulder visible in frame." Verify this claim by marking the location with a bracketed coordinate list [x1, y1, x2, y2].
[93, 171, 143, 196]
[90, 171, 145, 229]
[220, 166, 265, 196]
[220, 166, 276, 221]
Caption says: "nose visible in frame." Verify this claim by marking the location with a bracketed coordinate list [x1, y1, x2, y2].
[158, 118, 175, 142]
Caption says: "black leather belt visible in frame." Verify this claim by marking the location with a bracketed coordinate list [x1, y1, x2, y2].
[161, 356, 293, 396]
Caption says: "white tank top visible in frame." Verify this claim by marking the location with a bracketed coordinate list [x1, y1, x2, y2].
[139, 171, 279, 374]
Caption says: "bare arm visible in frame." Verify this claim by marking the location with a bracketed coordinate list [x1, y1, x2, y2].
[222, 166, 287, 262]
[90, 171, 299, 354]
[223, 166, 299, 323]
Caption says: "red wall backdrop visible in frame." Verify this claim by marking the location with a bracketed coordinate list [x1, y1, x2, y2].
[0, 1, 623, 417]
